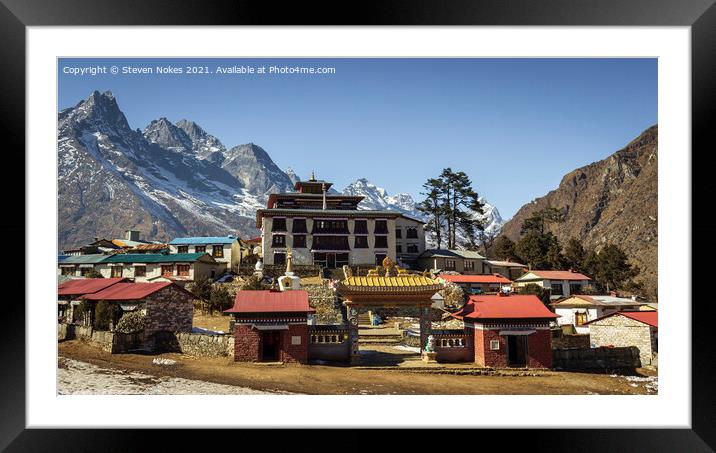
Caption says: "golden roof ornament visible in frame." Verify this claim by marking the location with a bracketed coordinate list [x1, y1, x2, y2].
[309, 171, 316, 181]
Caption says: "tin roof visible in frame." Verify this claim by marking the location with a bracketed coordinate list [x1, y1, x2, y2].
[454, 294, 558, 320]
[102, 253, 213, 263]
[419, 249, 486, 260]
[486, 260, 527, 268]
[82, 282, 192, 301]
[585, 310, 658, 328]
[516, 270, 592, 281]
[129, 243, 169, 251]
[170, 236, 238, 245]
[224, 290, 314, 313]
[59, 254, 111, 264]
[439, 274, 512, 284]
[552, 295, 644, 307]
[58, 278, 127, 296]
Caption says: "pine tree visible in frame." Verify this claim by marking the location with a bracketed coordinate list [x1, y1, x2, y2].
[563, 238, 587, 272]
[417, 178, 447, 249]
[592, 244, 641, 292]
[438, 168, 485, 248]
[492, 236, 517, 261]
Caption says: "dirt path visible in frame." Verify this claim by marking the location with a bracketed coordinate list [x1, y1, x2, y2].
[58, 340, 657, 395]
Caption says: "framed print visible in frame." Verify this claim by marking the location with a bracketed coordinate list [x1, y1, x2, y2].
[1, 0, 713, 449]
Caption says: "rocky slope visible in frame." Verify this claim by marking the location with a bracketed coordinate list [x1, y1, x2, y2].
[499, 125, 658, 300]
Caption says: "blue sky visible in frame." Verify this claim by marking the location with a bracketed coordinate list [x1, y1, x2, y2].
[58, 58, 657, 219]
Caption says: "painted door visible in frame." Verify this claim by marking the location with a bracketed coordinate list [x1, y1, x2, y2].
[507, 335, 528, 367]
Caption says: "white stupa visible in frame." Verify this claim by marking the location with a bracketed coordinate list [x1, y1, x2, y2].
[278, 247, 301, 291]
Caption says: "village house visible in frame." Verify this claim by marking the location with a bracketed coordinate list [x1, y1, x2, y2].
[225, 289, 315, 363]
[484, 260, 528, 280]
[57, 277, 127, 324]
[95, 253, 225, 284]
[58, 254, 108, 277]
[416, 249, 489, 274]
[169, 236, 243, 272]
[437, 273, 512, 295]
[256, 173, 426, 268]
[585, 311, 658, 366]
[80, 281, 195, 350]
[552, 294, 645, 334]
[513, 270, 592, 299]
[453, 294, 558, 368]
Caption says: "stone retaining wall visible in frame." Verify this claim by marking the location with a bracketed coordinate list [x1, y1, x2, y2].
[552, 346, 641, 370]
[154, 331, 235, 357]
[552, 334, 590, 349]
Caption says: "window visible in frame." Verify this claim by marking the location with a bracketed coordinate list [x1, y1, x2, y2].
[575, 312, 588, 326]
[61, 267, 74, 276]
[375, 253, 387, 266]
[396, 245, 402, 253]
[406, 227, 418, 239]
[353, 220, 368, 234]
[551, 283, 563, 295]
[490, 340, 500, 350]
[445, 259, 456, 270]
[177, 264, 190, 276]
[464, 260, 475, 270]
[354, 236, 368, 248]
[134, 266, 146, 277]
[292, 218, 307, 233]
[272, 235, 286, 248]
[569, 283, 583, 294]
[195, 245, 206, 253]
[313, 236, 350, 251]
[313, 219, 349, 234]
[161, 265, 173, 277]
[272, 217, 287, 232]
[293, 235, 307, 248]
[407, 244, 419, 254]
[395, 229, 402, 239]
[111, 266, 123, 278]
[212, 245, 224, 258]
[80, 267, 92, 277]
[177, 245, 188, 253]
[374, 219, 388, 234]
[274, 253, 286, 265]
[374, 235, 388, 248]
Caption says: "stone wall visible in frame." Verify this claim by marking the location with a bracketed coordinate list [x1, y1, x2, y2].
[233, 324, 261, 362]
[588, 314, 656, 365]
[552, 334, 591, 349]
[305, 284, 343, 324]
[154, 331, 234, 357]
[552, 346, 642, 370]
[144, 285, 194, 347]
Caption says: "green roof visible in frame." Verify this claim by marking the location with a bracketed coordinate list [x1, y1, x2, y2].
[59, 254, 110, 264]
[102, 253, 212, 264]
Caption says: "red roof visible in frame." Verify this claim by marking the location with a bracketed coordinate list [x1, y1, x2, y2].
[526, 270, 591, 281]
[245, 236, 262, 243]
[439, 274, 512, 284]
[58, 278, 127, 296]
[81, 282, 191, 301]
[585, 310, 658, 328]
[453, 294, 558, 320]
[224, 290, 314, 314]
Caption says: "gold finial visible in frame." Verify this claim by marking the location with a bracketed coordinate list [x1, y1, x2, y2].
[309, 171, 316, 181]
[382, 256, 394, 269]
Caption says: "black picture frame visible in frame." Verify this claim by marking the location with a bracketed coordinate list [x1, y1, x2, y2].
[1, 0, 712, 450]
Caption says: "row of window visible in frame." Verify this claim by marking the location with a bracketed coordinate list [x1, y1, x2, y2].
[274, 252, 389, 268]
[176, 244, 224, 258]
[61, 264, 192, 278]
[271, 218, 390, 235]
[550, 283, 584, 296]
[437, 338, 468, 348]
[310, 334, 347, 344]
[396, 244, 420, 254]
[444, 259, 478, 270]
[271, 234, 389, 250]
[395, 227, 419, 239]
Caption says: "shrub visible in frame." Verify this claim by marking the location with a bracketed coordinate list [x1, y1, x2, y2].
[115, 310, 146, 333]
[94, 300, 122, 331]
[209, 285, 233, 314]
[442, 281, 466, 309]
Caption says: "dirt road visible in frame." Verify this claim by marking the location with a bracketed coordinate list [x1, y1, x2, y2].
[58, 340, 656, 395]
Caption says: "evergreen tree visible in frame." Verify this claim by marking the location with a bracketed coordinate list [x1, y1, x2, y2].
[438, 168, 485, 248]
[188, 277, 213, 314]
[592, 244, 641, 292]
[563, 238, 587, 272]
[492, 236, 518, 261]
[417, 178, 447, 249]
[516, 232, 562, 270]
[520, 207, 565, 235]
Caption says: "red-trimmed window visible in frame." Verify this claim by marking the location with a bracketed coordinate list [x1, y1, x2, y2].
[161, 265, 174, 277]
[177, 264, 190, 276]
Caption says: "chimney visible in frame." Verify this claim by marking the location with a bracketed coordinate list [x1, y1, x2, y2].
[322, 183, 327, 210]
[125, 230, 140, 241]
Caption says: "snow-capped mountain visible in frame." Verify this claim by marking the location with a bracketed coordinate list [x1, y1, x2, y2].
[58, 91, 505, 250]
[341, 178, 504, 246]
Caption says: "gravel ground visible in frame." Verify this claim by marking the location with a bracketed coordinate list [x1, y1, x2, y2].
[58, 357, 293, 395]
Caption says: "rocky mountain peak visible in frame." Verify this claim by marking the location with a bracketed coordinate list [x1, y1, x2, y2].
[143, 117, 193, 153]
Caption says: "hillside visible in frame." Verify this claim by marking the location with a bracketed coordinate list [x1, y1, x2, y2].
[499, 125, 658, 300]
